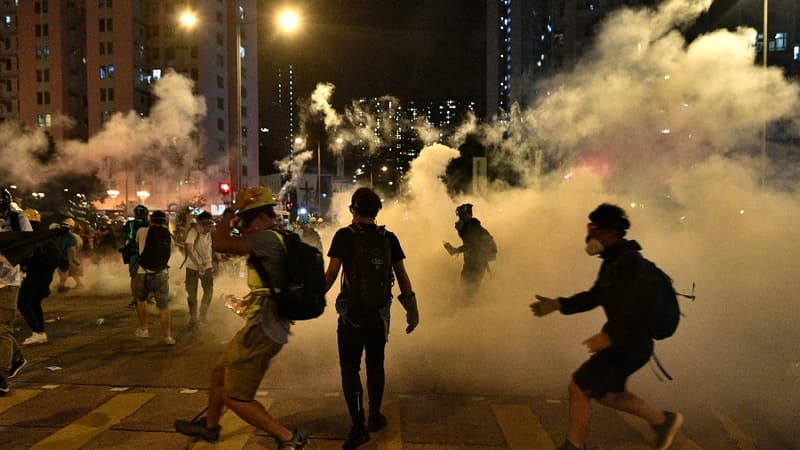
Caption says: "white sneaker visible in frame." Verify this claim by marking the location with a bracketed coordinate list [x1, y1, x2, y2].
[164, 336, 176, 345]
[134, 328, 149, 338]
[22, 332, 48, 345]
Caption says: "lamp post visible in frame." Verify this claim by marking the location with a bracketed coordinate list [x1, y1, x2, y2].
[761, 0, 768, 188]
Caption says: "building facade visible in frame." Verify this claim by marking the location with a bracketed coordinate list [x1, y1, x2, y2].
[0, 0, 259, 210]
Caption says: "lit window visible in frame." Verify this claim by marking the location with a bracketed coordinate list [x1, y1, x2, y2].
[107, 64, 115, 77]
[152, 68, 161, 80]
[100, 65, 106, 78]
[45, 113, 52, 127]
[794, 45, 800, 61]
[37, 114, 44, 126]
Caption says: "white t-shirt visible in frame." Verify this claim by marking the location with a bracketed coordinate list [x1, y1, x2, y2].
[184, 227, 213, 271]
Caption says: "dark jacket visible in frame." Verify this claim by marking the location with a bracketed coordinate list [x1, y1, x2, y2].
[558, 239, 652, 349]
[21, 239, 60, 298]
[456, 218, 494, 270]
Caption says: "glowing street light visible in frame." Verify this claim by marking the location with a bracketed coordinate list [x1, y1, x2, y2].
[277, 9, 301, 33]
[107, 189, 120, 199]
[179, 10, 198, 28]
[136, 190, 150, 202]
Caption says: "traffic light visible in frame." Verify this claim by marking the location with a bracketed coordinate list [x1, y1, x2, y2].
[218, 182, 231, 195]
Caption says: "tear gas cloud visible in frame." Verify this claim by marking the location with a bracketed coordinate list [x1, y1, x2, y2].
[0, 70, 207, 194]
[6, 0, 798, 430]
[279, 0, 800, 423]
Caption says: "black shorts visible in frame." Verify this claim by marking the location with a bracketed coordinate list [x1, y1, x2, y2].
[573, 341, 652, 399]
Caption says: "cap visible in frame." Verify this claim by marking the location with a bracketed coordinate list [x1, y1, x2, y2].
[62, 217, 76, 228]
[235, 186, 277, 214]
[150, 210, 167, 223]
[588, 203, 630, 232]
[456, 203, 473, 217]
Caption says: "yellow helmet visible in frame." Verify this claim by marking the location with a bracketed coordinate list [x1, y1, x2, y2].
[62, 217, 76, 228]
[235, 186, 277, 214]
[23, 208, 41, 222]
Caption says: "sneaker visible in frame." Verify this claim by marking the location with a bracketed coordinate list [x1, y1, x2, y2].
[174, 417, 221, 443]
[342, 425, 370, 450]
[0, 374, 8, 396]
[134, 328, 150, 338]
[23, 332, 48, 345]
[652, 411, 683, 450]
[127, 299, 137, 309]
[278, 430, 308, 450]
[367, 413, 387, 432]
[186, 320, 196, 330]
[9, 354, 26, 379]
[164, 336, 176, 345]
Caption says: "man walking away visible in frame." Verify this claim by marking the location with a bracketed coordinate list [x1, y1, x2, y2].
[324, 187, 419, 450]
[132, 210, 175, 345]
[443, 203, 496, 297]
[530, 204, 682, 450]
[122, 205, 149, 307]
[184, 211, 214, 328]
[174, 186, 307, 449]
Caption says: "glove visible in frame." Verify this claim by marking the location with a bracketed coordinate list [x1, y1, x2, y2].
[530, 295, 560, 317]
[443, 242, 456, 255]
[398, 292, 419, 333]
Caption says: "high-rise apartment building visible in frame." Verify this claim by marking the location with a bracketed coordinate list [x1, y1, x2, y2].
[0, 0, 259, 208]
[486, 0, 660, 115]
[5, 0, 88, 141]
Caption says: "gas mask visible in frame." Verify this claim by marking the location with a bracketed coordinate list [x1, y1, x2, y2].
[585, 238, 604, 256]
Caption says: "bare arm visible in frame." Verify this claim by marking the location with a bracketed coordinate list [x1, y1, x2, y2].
[324, 257, 342, 293]
[211, 210, 252, 255]
[392, 259, 413, 296]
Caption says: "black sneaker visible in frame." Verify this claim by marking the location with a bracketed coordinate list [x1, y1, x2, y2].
[342, 425, 370, 450]
[174, 417, 221, 443]
[652, 410, 683, 450]
[9, 354, 26, 379]
[278, 430, 308, 450]
[367, 413, 387, 432]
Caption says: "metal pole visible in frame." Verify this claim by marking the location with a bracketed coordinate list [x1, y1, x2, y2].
[228, 2, 242, 197]
[761, 0, 768, 188]
[317, 143, 321, 212]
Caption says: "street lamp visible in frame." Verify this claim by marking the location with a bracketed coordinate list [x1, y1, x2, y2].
[276, 9, 301, 33]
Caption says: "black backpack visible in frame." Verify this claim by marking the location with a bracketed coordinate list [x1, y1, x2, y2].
[345, 224, 393, 309]
[639, 258, 681, 340]
[138, 226, 172, 272]
[250, 230, 326, 321]
[477, 226, 497, 262]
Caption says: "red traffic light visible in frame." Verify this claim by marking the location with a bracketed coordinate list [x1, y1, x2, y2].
[218, 182, 232, 195]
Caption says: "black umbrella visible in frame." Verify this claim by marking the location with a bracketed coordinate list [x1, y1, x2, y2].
[0, 228, 66, 266]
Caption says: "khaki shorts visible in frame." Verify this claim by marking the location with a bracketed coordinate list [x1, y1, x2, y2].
[218, 320, 283, 402]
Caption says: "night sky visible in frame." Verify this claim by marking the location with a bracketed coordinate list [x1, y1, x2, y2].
[258, 0, 487, 111]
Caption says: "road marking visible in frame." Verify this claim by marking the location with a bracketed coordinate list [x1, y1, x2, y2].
[491, 404, 556, 450]
[376, 398, 402, 450]
[193, 398, 274, 450]
[616, 410, 703, 450]
[30, 392, 154, 450]
[0, 389, 41, 414]
[713, 409, 757, 450]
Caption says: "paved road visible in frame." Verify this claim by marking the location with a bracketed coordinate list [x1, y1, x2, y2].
[2, 282, 798, 449]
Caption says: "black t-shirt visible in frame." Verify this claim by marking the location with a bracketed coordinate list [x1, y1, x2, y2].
[327, 223, 405, 298]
